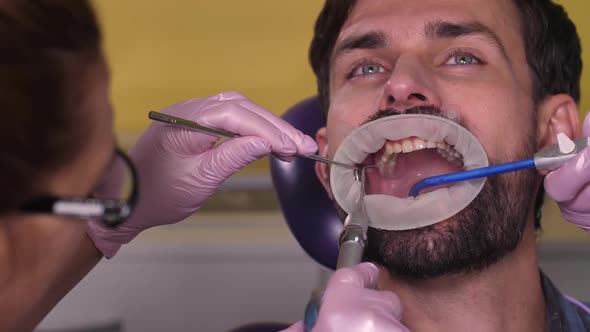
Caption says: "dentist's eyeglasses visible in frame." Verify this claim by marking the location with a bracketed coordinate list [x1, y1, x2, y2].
[19, 148, 138, 228]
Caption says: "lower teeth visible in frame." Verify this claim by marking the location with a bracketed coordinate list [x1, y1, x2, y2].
[378, 147, 465, 177]
[379, 153, 398, 178]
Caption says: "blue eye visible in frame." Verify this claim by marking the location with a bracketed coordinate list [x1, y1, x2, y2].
[446, 53, 480, 65]
[351, 63, 385, 77]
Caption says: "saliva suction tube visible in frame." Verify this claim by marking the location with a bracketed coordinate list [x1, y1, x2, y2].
[409, 134, 590, 197]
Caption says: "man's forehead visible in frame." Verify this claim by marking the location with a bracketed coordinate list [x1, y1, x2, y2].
[337, 0, 521, 46]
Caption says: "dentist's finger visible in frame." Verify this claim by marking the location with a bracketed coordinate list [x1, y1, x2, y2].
[206, 92, 318, 154]
[545, 147, 590, 202]
[191, 103, 299, 155]
[326, 262, 380, 289]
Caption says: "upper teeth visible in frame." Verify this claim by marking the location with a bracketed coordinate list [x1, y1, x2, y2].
[379, 137, 464, 176]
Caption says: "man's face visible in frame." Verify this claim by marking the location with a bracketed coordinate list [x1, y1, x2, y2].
[325, 0, 535, 157]
[317, 0, 540, 278]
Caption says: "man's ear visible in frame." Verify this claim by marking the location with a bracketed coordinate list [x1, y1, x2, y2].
[315, 127, 334, 200]
[536, 94, 581, 174]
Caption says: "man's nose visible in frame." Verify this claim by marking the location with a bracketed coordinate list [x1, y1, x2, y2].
[378, 56, 441, 111]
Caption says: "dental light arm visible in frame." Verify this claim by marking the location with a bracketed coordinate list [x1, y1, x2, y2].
[409, 134, 590, 197]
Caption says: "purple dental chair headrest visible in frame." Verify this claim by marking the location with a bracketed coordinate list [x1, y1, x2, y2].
[230, 98, 340, 332]
[270, 96, 342, 270]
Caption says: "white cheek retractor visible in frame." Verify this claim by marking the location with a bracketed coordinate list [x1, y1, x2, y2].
[330, 114, 489, 231]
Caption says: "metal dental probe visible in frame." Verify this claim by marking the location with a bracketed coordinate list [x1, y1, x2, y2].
[303, 165, 372, 332]
[409, 134, 590, 197]
[148, 111, 358, 170]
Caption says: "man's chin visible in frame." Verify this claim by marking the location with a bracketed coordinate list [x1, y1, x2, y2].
[363, 170, 534, 280]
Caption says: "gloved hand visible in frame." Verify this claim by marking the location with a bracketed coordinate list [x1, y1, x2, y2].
[545, 112, 590, 231]
[281, 263, 409, 332]
[86, 92, 318, 257]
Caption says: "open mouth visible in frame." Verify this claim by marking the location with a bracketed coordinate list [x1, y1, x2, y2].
[330, 114, 489, 230]
[365, 136, 465, 197]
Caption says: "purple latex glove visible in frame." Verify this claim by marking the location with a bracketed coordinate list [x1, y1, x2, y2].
[86, 92, 317, 257]
[545, 113, 590, 231]
[281, 263, 409, 332]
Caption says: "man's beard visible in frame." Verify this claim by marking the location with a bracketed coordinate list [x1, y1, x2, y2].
[338, 106, 538, 280]
[364, 163, 536, 280]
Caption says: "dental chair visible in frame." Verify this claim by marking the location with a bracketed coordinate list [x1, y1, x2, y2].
[228, 97, 341, 332]
[269, 96, 341, 271]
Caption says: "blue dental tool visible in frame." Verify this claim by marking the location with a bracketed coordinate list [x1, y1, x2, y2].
[409, 134, 590, 197]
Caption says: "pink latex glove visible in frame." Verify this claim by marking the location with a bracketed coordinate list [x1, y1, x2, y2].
[86, 92, 317, 257]
[281, 263, 409, 332]
[545, 112, 590, 231]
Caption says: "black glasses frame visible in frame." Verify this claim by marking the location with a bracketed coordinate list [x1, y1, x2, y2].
[20, 148, 138, 228]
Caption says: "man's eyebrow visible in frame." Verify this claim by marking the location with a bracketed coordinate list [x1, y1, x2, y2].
[333, 31, 389, 59]
[424, 20, 509, 59]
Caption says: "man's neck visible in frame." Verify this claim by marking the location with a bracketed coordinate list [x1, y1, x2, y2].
[378, 221, 545, 332]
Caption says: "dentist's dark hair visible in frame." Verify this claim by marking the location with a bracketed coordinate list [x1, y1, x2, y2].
[308, 0, 583, 229]
[0, 0, 102, 213]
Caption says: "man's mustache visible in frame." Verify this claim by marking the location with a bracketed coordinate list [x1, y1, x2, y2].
[364, 105, 463, 127]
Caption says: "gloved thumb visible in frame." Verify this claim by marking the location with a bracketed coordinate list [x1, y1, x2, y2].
[198, 136, 271, 182]
[327, 262, 381, 289]
[544, 147, 590, 202]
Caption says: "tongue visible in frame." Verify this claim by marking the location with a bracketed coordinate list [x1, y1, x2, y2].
[366, 148, 463, 198]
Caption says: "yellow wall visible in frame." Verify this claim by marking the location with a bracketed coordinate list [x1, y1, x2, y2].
[94, 0, 589, 135]
[93, 1, 590, 240]
[93, 1, 323, 138]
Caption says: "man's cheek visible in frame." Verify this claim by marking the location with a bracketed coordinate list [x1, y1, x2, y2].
[455, 108, 514, 162]
[327, 92, 386, 156]
[330, 85, 384, 119]
[326, 112, 364, 158]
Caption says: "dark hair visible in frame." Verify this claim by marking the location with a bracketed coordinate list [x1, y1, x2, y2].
[309, 0, 583, 229]
[0, 1, 102, 212]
